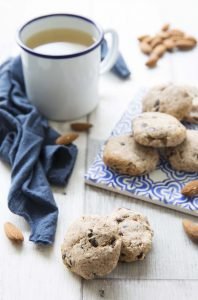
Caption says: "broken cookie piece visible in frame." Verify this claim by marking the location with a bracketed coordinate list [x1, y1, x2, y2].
[110, 208, 154, 262]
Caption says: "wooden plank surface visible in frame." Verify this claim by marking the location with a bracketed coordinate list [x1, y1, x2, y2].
[83, 279, 198, 300]
[0, 0, 198, 299]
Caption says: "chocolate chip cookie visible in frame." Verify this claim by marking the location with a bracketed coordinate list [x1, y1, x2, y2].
[132, 112, 186, 147]
[103, 134, 159, 176]
[183, 86, 198, 124]
[166, 130, 198, 172]
[142, 84, 192, 120]
[61, 215, 121, 279]
[110, 208, 154, 262]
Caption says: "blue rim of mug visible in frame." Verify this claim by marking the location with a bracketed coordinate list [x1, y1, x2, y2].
[17, 13, 104, 59]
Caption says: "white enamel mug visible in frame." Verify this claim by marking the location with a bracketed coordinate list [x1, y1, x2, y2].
[17, 14, 119, 121]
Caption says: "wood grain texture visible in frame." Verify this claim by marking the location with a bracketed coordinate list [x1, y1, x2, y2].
[83, 280, 198, 300]
[0, 0, 198, 299]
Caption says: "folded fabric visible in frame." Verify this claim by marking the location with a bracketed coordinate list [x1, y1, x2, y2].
[101, 39, 131, 79]
[0, 57, 78, 244]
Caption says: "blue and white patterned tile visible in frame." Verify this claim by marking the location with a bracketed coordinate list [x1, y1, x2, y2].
[85, 90, 198, 216]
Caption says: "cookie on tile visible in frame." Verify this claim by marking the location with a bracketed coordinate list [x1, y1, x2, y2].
[132, 112, 186, 147]
[183, 86, 198, 124]
[166, 130, 198, 172]
[61, 215, 121, 280]
[103, 134, 159, 176]
[110, 208, 154, 262]
[142, 83, 192, 120]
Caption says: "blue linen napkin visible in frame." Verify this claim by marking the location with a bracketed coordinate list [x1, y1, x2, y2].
[101, 39, 131, 79]
[0, 57, 78, 244]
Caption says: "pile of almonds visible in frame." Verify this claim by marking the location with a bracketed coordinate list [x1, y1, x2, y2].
[138, 24, 197, 68]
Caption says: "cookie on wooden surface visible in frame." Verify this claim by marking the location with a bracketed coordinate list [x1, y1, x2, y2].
[61, 215, 121, 280]
[110, 208, 154, 262]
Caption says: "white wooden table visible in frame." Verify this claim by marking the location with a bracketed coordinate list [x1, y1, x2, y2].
[0, 0, 198, 299]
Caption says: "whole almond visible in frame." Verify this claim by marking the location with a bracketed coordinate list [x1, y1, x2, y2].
[170, 29, 185, 37]
[138, 35, 150, 42]
[145, 53, 159, 68]
[184, 36, 197, 44]
[181, 180, 198, 196]
[163, 38, 176, 50]
[142, 36, 153, 44]
[55, 133, 79, 145]
[140, 42, 152, 54]
[183, 219, 198, 243]
[153, 44, 167, 57]
[171, 35, 184, 42]
[70, 122, 93, 132]
[150, 37, 162, 49]
[4, 222, 24, 242]
[157, 31, 171, 39]
[161, 23, 170, 31]
[176, 38, 196, 50]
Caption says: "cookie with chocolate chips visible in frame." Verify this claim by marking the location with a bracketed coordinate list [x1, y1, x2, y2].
[110, 208, 154, 262]
[61, 215, 121, 279]
[166, 130, 198, 172]
[183, 86, 198, 124]
[103, 134, 159, 176]
[142, 84, 192, 120]
[132, 112, 186, 147]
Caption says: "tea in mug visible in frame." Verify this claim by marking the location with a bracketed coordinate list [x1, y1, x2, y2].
[25, 28, 95, 55]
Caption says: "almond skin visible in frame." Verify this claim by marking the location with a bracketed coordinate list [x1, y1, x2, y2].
[184, 36, 197, 44]
[145, 53, 159, 68]
[70, 122, 93, 132]
[140, 42, 152, 54]
[163, 38, 176, 51]
[4, 222, 24, 242]
[138, 35, 150, 42]
[142, 36, 153, 44]
[170, 29, 185, 37]
[150, 37, 162, 49]
[183, 219, 198, 243]
[55, 133, 79, 145]
[176, 38, 196, 50]
[181, 180, 198, 196]
[171, 35, 185, 42]
[157, 31, 171, 40]
[161, 23, 170, 31]
[152, 44, 167, 57]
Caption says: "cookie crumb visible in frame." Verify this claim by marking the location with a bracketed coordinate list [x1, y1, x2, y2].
[99, 289, 105, 298]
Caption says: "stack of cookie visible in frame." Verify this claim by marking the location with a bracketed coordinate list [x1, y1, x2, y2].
[61, 208, 153, 279]
[103, 83, 198, 175]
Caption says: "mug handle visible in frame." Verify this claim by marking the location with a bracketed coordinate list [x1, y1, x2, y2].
[100, 29, 119, 74]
